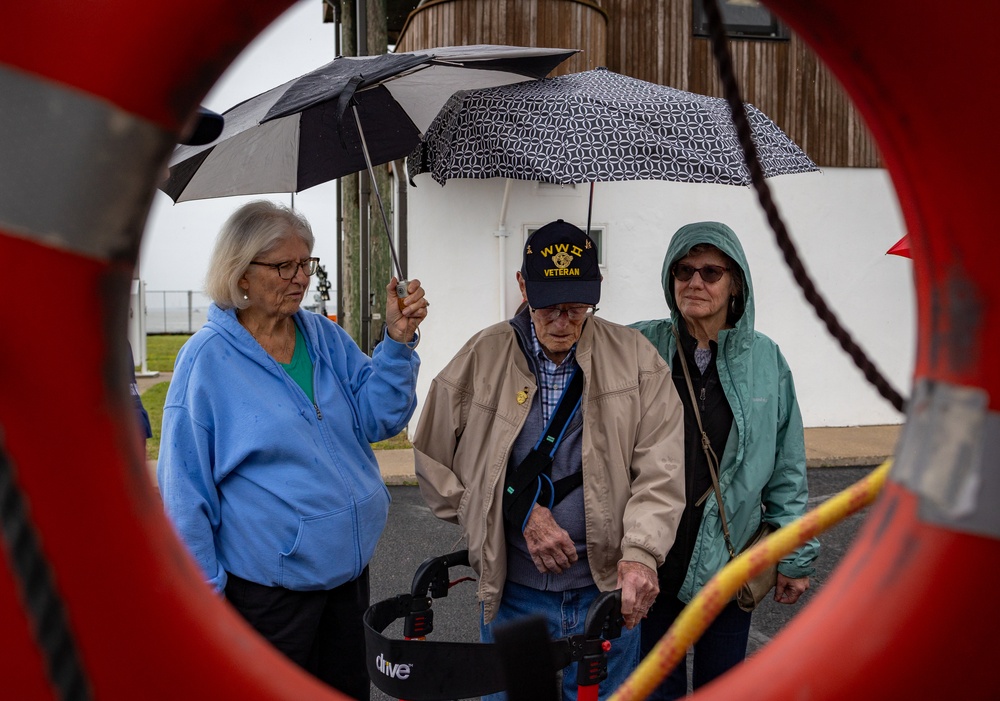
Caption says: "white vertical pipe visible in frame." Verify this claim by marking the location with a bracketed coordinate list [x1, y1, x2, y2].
[495, 179, 513, 321]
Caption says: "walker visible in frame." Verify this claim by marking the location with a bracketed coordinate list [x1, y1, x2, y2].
[364, 550, 624, 701]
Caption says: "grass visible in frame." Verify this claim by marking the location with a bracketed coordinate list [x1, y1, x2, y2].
[144, 382, 169, 461]
[371, 432, 413, 450]
[144, 334, 191, 373]
[138, 333, 414, 459]
[139, 334, 189, 462]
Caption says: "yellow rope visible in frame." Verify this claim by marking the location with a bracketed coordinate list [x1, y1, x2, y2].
[609, 460, 893, 701]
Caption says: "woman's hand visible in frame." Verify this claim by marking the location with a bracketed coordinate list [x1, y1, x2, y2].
[774, 573, 810, 604]
[385, 277, 428, 344]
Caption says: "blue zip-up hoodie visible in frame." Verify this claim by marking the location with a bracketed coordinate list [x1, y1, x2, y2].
[158, 304, 419, 593]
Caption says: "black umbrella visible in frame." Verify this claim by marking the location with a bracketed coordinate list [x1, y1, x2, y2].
[162, 46, 577, 203]
[160, 45, 576, 290]
[408, 67, 819, 232]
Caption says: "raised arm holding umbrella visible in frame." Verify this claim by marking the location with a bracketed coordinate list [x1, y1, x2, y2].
[155, 46, 578, 696]
[157, 200, 428, 698]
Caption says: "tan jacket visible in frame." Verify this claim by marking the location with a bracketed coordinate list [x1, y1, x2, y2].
[413, 315, 685, 623]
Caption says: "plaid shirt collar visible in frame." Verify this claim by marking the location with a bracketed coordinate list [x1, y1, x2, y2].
[529, 320, 578, 423]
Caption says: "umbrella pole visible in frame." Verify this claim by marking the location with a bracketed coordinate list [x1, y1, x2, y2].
[351, 105, 408, 304]
[585, 182, 595, 238]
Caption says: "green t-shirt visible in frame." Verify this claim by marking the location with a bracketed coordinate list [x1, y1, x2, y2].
[280, 322, 314, 402]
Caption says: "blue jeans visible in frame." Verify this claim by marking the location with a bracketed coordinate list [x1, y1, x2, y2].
[639, 595, 751, 699]
[480, 580, 640, 701]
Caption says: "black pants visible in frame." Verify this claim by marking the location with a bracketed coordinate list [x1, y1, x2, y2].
[639, 594, 752, 699]
[225, 568, 371, 700]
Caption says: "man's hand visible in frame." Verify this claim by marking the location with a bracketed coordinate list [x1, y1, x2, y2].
[523, 506, 578, 574]
[774, 573, 809, 604]
[617, 561, 659, 630]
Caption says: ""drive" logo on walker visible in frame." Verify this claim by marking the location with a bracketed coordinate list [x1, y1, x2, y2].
[375, 653, 412, 680]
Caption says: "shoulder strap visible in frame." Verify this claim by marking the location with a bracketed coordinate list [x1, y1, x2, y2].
[533, 367, 585, 458]
[503, 368, 584, 532]
[672, 325, 737, 560]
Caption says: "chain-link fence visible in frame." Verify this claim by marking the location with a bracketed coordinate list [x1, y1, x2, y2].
[144, 290, 210, 334]
[143, 289, 333, 334]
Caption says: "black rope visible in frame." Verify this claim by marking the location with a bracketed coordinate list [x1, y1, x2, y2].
[0, 437, 92, 701]
[702, 0, 906, 413]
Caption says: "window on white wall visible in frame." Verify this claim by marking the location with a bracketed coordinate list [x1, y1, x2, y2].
[526, 225, 606, 267]
[692, 0, 790, 40]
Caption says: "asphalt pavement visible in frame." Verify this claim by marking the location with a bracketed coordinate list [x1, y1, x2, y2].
[369, 467, 876, 700]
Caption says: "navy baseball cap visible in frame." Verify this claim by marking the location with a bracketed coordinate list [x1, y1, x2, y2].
[521, 220, 601, 309]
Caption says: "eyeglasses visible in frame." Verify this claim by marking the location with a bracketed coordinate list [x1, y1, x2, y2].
[530, 305, 597, 323]
[672, 262, 730, 284]
[249, 257, 320, 280]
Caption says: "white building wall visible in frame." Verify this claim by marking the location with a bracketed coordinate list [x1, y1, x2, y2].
[406, 167, 913, 430]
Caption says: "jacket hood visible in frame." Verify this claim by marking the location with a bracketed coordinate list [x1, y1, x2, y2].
[661, 221, 755, 339]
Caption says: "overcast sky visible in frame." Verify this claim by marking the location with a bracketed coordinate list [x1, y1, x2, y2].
[140, 1, 343, 302]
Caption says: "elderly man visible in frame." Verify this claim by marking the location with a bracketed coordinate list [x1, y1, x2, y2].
[413, 220, 685, 700]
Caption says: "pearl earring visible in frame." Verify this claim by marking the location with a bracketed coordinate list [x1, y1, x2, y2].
[243, 294, 249, 300]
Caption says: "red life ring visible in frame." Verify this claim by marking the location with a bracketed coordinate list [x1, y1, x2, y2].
[0, 2, 345, 699]
[2, 1, 998, 699]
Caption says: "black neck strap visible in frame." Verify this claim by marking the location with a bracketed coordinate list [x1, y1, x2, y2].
[503, 368, 585, 532]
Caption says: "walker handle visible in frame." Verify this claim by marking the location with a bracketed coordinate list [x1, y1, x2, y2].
[410, 550, 471, 600]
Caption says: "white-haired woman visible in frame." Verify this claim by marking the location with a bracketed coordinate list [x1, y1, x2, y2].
[158, 200, 427, 699]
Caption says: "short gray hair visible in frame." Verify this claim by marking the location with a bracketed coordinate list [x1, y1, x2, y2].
[204, 200, 315, 309]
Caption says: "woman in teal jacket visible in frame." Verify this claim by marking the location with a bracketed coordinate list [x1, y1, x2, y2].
[632, 221, 818, 698]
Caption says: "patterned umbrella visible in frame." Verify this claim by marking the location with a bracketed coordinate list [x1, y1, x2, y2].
[409, 67, 818, 187]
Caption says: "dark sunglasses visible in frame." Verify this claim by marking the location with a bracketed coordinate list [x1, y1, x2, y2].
[672, 262, 730, 284]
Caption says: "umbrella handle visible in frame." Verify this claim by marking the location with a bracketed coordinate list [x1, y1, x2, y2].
[396, 279, 408, 312]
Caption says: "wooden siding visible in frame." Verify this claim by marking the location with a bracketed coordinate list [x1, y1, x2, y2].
[395, 0, 607, 74]
[395, 0, 880, 167]
[603, 0, 880, 167]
